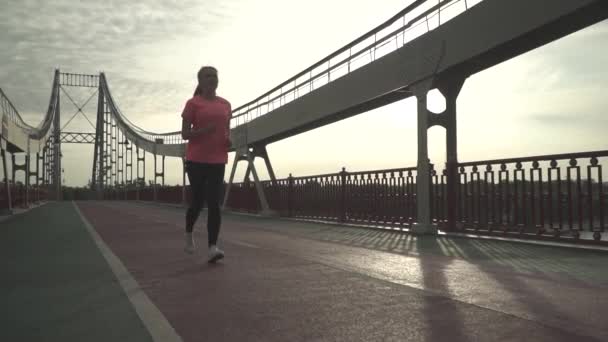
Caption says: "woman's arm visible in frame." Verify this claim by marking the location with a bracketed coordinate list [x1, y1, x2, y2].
[225, 104, 232, 147]
[181, 118, 214, 140]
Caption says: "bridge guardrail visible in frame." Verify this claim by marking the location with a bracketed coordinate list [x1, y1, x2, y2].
[221, 150, 607, 244]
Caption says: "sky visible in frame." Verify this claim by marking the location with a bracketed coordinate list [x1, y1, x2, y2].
[1, 0, 607, 186]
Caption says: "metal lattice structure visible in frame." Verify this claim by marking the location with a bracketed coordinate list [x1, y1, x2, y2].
[0, 70, 189, 207]
[60, 132, 96, 144]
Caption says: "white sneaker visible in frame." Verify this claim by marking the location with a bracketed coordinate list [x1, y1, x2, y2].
[208, 245, 224, 263]
[184, 233, 195, 254]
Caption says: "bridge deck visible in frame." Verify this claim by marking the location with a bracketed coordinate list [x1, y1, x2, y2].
[2, 201, 608, 341]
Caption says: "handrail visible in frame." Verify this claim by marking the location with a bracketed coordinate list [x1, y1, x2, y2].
[0, 70, 59, 141]
[458, 150, 608, 167]
[231, 0, 457, 123]
[30, 70, 60, 140]
[232, 0, 429, 115]
[234, 150, 608, 185]
[0, 88, 36, 131]
[153, 0, 478, 142]
[229, 0, 473, 126]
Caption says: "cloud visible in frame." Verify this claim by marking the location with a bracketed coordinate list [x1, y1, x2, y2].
[0, 0, 237, 122]
[527, 111, 607, 126]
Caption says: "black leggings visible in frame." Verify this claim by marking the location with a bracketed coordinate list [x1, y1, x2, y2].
[185, 161, 225, 246]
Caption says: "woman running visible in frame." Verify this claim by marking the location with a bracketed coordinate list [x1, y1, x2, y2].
[181, 66, 231, 262]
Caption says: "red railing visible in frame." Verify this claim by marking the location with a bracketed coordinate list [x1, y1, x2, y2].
[285, 167, 420, 226]
[0, 183, 50, 212]
[30, 185, 49, 203]
[16, 150, 601, 244]
[224, 150, 608, 243]
[227, 182, 261, 213]
[226, 167, 420, 227]
[155, 186, 187, 205]
[450, 151, 607, 241]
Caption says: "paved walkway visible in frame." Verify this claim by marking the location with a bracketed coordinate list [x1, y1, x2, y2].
[2, 201, 608, 341]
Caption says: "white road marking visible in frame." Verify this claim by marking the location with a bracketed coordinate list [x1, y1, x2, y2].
[227, 239, 261, 249]
[72, 202, 183, 342]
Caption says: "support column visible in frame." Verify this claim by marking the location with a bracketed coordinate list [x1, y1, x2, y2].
[125, 141, 133, 185]
[38, 151, 45, 186]
[45, 139, 53, 188]
[25, 153, 32, 205]
[154, 154, 165, 186]
[161, 155, 165, 186]
[411, 79, 435, 235]
[436, 76, 465, 231]
[10, 153, 15, 183]
[240, 145, 276, 183]
[35, 152, 41, 202]
[153, 153, 165, 201]
[104, 108, 111, 188]
[92, 83, 105, 194]
[111, 122, 117, 186]
[224, 124, 247, 209]
[53, 87, 62, 200]
[43, 145, 48, 186]
[125, 140, 132, 200]
[243, 164, 252, 183]
[246, 149, 272, 215]
[117, 131, 124, 186]
[136, 146, 145, 200]
[223, 151, 244, 209]
[256, 145, 277, 185]
[1, 148, 12, 214]
[409, 71, 468, 234]
[153, 153, 157, 201]
[12, 153, 28, 208]
[223, 145, 275, 216]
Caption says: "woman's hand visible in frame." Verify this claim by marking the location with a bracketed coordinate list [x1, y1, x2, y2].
[182, 119, 215, 140]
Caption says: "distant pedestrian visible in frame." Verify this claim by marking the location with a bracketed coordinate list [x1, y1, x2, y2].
[180, 66, 231, 262]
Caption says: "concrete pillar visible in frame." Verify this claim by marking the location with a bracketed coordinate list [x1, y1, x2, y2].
[1, 148, 12, 214]
[54, 88, 62, 200]
[223, 146, 275, 216]
[436, 76, 465, 231]
[410, 79, 435, 234]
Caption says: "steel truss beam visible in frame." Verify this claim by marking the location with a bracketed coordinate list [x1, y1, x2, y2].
[60, 132, 96, 144]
